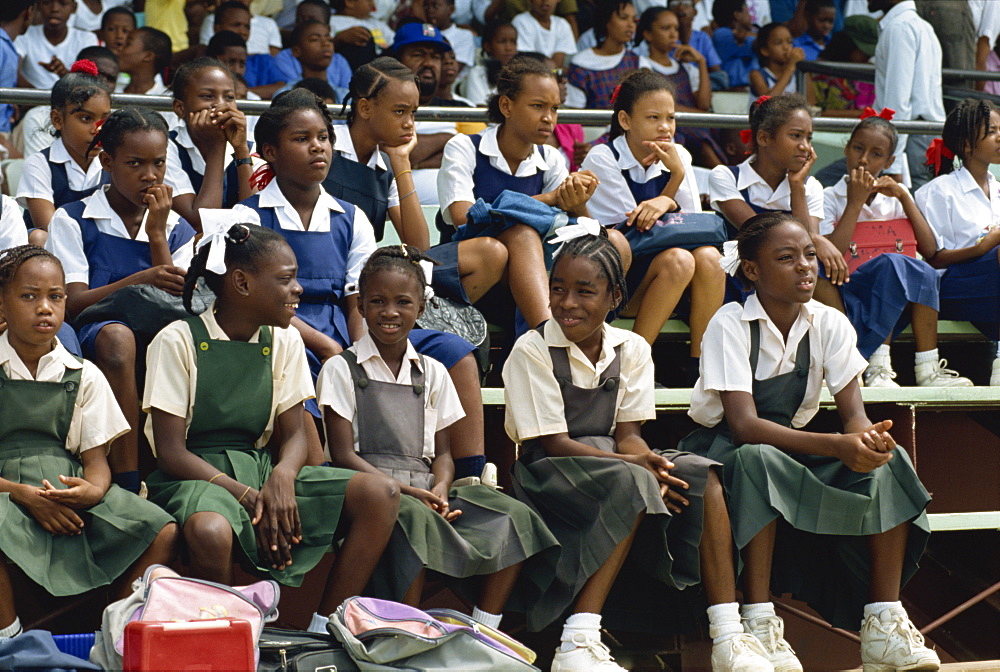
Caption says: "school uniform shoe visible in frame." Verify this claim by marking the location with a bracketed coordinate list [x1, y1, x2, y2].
[864, 358, 900, 388]
[991, 357, 1000, 386]
[551, 635, 627, 672]
[743, 615, 802, 672]
[914, 359, 973, 387]
[859, 609, 940, 672]
[710, 633, 775, 672]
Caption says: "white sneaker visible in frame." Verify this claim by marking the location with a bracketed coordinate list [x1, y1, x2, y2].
[551, 635, 627, 672]
[860, 609, 941, 672]
[991, 358, 1000, 386]
[914, 359, 973, 387]
[743, 615, 802, 672]
[864, 361, 900, 388]
[711, 633, 775, 672]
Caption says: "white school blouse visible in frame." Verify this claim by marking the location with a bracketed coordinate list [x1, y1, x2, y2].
[436, 125, 568, 226]
[819, 175, 910, 235]
[328, 15, 395, 51]
[0, 195, 27, 251]
[510, 12, 576, 59]
[142, 304, 315, 454]
[45, 187, 196, 286]
[709, 156, 825, 220]
[15, 25, 98, 89]
[582, 135, 702, 226]
[0, 333, 129, 455]
[332, 124, 399, 210]
[502, 321, 655, 445]
[230, 179, 377, 296]
[913, 166, 1000, 250]
[316, 333, 465, 460]
[17, 138, 105, 207]
[689, 293, 868, 429]
[199, 15, 283, 54]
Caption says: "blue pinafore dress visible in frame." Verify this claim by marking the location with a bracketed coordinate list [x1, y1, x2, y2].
[337, 349, 559, 603]
[145, 317, 356, 586]
[677, 321, 932, 629]
[0, 361, 173, 596]
[23, 146, 110, 230]
[510, 323, 720, 631]
[59, 199, 197, 357]
[168, 133, 251, 209]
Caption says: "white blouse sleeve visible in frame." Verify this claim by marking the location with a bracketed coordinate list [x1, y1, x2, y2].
[805, 176, 825, 221]
[15, 151, 54, 202]
[71, 361, 131, 454]
[581, 144, 636, 226]
[163, 140, 197, 198]
[45, 208, 89, 285]
[913, 179, 951, 250]
[674, 145, 702, 212]
[615, 336, 656, 424]
[436, 134, 477, 226]
[272, 327, 315, 416]
[540, 145, 569, 193]
[0, 197, 27, 250]
[698, 310, 754, 394]
[819, 185, 841, 236]
[143, 321, 195, 419]
[345, 208, 377, 294]
[315, 354, 357, 422]
[708, 164, 741, 211]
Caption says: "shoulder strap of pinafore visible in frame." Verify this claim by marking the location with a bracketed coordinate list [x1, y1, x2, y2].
[749, 319, 811, 378]
[340, 348, 425, 394]
[536, 322, 622, 389]
[185, 315, 272, 351]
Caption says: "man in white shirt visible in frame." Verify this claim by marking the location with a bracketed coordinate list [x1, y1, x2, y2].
[872, 0, 944, 190]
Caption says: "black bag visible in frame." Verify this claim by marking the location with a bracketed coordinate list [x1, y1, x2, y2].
[415, 295, 491, 380]
[257, 627, 360, 672]
[613, 212, 728, 256]
[73, 284, 216, 343]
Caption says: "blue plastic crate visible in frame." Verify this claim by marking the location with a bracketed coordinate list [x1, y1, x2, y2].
[52, 632, 96, 660]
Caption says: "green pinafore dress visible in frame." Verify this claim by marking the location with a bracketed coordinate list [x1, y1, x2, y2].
[146, 317, 356, 586]
[339, 350, 560, 604]
[677, 321, 932, 630]
[0, 363, 173, 596]
[510, 331, 720, 632]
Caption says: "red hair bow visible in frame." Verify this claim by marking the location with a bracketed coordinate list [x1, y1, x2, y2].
[753, 95, 771, 108]
[610, 83, 623, 105]
[860, 106, 895, 121]
[925, 138, 955, 174]
[739, 129, 754, 144]
[249, 162, 274, 191]
[70, 59, 99, 76]
[90, 116, 106, 150]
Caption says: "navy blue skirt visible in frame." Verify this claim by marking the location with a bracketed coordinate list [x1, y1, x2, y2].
[840, 253, 940, 359]
[938, 245, 1000, 340]
[77, 319, 124, 359]
[57, 322, 83, 357]
[427, 241, 469, 304]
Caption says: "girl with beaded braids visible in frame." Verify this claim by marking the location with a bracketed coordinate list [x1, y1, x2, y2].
[143, 223, 400, 632]
[44, 107, 197, 495]
[0, 245, 177, 645]
[679, 213, 937, 672]
[17, 60, 112, 242]
[503, 229, 759, 672]
[318, 244, 559, 629]
[915, 98, 1000, 385]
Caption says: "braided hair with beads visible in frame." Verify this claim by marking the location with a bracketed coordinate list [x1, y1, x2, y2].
[0, 245, 64, 292]
[551, 230, 629, 317]
[357, 245, 441, 299]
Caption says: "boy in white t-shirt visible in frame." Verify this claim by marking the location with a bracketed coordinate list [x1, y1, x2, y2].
[15, 0, 98, 89]
[330, 0, 395, 53]
[423, 0, 476, 73]
[511, 0, 577, 68]
[199, 0, 282, 56]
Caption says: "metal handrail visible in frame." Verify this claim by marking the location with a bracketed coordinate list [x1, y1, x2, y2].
[796, 60, 1000, 82]
[0, 87, 945, 134]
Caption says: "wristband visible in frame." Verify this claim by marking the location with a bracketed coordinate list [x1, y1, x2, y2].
[233, 156, 253, 167]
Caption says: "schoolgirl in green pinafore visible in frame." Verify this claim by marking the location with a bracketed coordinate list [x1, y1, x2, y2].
[0, 245, 175, 643]
[143, 222, 400, 631]
[318, 246, 559, 629]
[678, 213, 939, 672]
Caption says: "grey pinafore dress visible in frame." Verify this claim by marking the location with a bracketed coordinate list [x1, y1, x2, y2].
[677, 321, 932, 630]
[0, 362, 173, 596]
[511, 328, 720, 631]
[145, 317, 357, 586]
[339, 350, 560, 604]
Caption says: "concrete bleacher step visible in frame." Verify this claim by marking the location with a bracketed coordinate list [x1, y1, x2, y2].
[839, 664, 1000, 671]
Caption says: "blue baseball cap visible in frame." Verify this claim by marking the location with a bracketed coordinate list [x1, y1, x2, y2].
[389, 23, 453, 55]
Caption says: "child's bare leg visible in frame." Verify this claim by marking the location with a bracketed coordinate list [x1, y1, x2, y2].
[303, 411, 326, 466]
[868, 521, 908, 602]
[689, 246, 726, 358]
[812, 278, 845, 313]
[626, 249, 694, 345]
[402, 568, 426, 607]
[0, 563, 15, 628]
[910, 303, 939, 353]
[183, 512, 236, 585]
[573, 512, 643, 614]
[457, 238, 507, 303]
[699, 470, 737, 605]
[318, 472, 400, 613]
[741, 519, 777, 604]
[446, 354, 485, 462]
[496, 224, 550, 328]
[477, 561, 523, 615]
[94, 324, 139, 477]
[115, 523, 179, 599]
[607, 228, 632, 273]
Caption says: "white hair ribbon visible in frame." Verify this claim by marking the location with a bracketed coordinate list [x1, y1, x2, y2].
[196, 210, 233, 275]
[419, 259, 435, 301]
[548, 216, 601, 257]
[719, 240, 741, 276]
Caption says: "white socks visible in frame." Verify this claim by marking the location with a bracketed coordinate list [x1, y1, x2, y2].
[741, 602, 776, 622]
[471, 606, 502, 630]
[707, 602, 743, 642]
[0, 617, 21, 640]
[872, 344, 891, 360]
[307, 612, 329, 634]
[864, 601, 904, 619]
[559, 612, 601, 652]
[914, 349, 938, 365]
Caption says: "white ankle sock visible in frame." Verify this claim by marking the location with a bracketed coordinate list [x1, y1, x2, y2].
[864, 601, 904, 619]
[472, 606, 502, 630]
[872, 344, 891, 359]
[0, 617, 21, 640]
[559, 612, 601, 653]
[307, 612, 329, 634]
[914, 349, 938, 365]
[707, 602, 743, 642]
[740, 602, 776, 622]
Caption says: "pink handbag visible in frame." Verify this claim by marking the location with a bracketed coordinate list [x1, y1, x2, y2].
[843, 218, 918, 273]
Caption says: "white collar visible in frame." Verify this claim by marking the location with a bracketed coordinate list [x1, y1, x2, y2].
[81, 186, 181, 237]
[737, 155, 790, 195]
[258, 178, 346, 214]
[610, 134, 668, 178]
[741, 292, 817, 327]
[0, 332, 82, 382]
[479, 125, 550, 175]
[48, 137, 73, 164]
[355, 331, 423, 376]
[880, 0, 916, 26]
[955, 164, 997, 196]
[542, 319, 628, 375]
[333, 124, 387, 172]
[173, 123, 195, 149]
